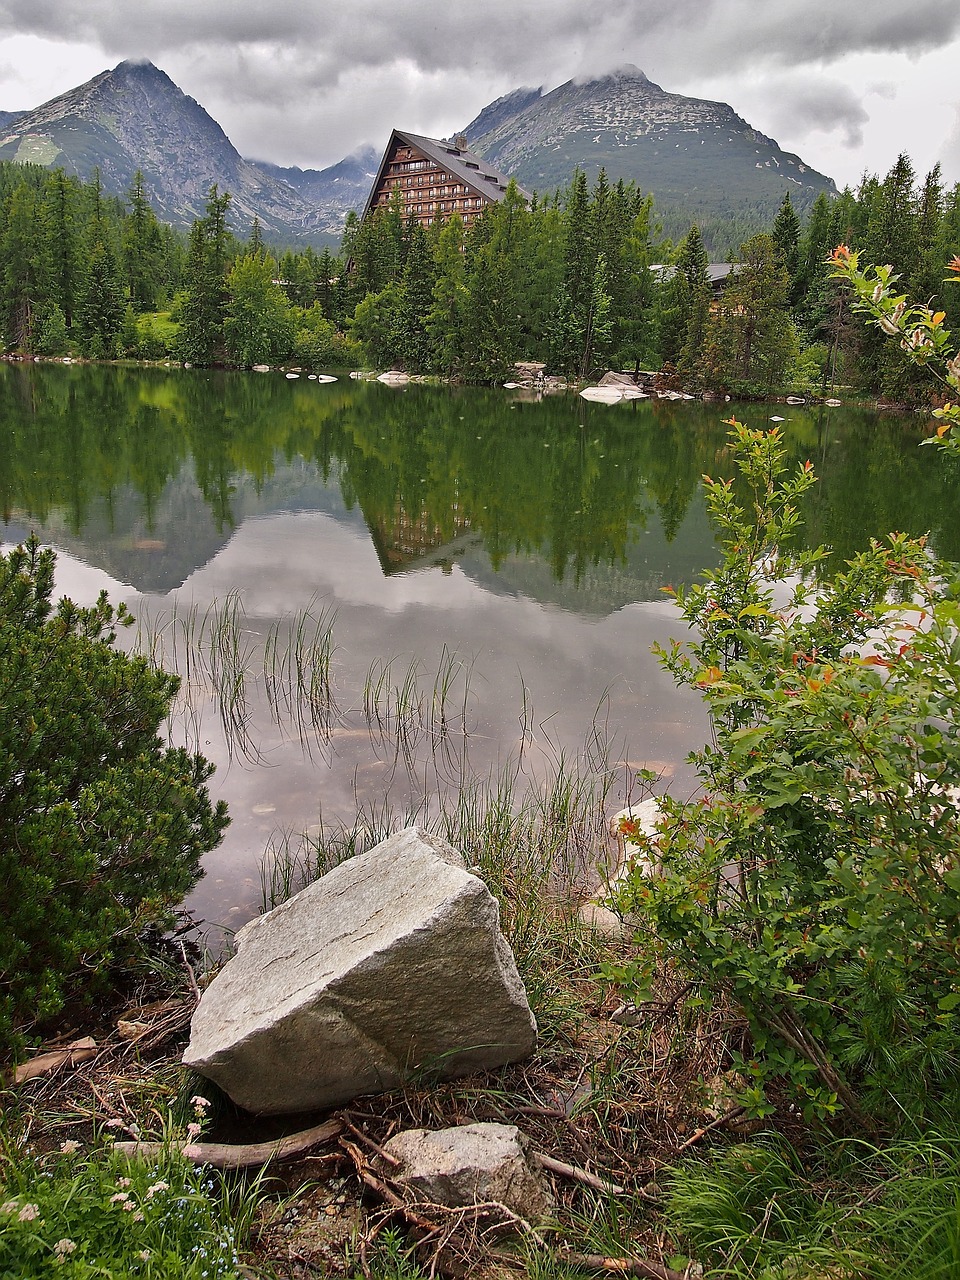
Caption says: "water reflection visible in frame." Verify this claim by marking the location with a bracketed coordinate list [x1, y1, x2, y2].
[3, 364, 958, 929]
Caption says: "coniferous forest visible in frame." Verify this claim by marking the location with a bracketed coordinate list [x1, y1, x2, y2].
[1, 153, 959, 402]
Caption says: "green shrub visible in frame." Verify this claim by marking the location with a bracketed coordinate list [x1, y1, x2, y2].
[0, 539, 228, 1050]
[616, 422, 960, 1125]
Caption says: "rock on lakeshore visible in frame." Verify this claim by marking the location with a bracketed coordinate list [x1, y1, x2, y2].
[382, 1122, 554, 1223]
[184, 827, 537, 1114]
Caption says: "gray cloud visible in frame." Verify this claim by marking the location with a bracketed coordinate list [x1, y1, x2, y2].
[0, 0, 956, 176]
[741, 76, 871, 150]
[3, 0, 958, 84]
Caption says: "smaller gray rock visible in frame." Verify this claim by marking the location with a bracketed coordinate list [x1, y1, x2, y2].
[382, 1122, 553, 1224]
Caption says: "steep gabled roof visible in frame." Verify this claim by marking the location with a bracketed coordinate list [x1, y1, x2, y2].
[361, 128, 531, 220]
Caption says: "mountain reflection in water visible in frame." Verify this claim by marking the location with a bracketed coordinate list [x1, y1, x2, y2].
[2, 364, 956, 930]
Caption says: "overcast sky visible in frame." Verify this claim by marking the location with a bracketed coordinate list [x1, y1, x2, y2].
[0, 0, 957, 188]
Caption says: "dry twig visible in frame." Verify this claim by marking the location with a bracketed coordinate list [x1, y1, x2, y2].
[12, 1038, 98, 1084]
[534, 1151, 625, 1195]
[115, 1117, 344, 1169]
[674, 1106, 747, 1154]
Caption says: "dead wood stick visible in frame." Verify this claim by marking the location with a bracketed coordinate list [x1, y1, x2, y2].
[561, 1252, 690, 1280]
[674, 1106, 747, 1155]
[13, 1038, 98, 1084]
[340, 1139, 442, 1236]
[342, 1117, 402, 1166]
[179, 940, 201, 1002]
[115, 1117, 343, 1169]
[510, 1103, 595, 1161]
[533, 1152, 625, 1195]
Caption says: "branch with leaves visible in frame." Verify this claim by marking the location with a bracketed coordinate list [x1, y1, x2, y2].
[828, 244, 960, 439]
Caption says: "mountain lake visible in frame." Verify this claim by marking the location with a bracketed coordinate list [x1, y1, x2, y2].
[3, 362, 957, 937]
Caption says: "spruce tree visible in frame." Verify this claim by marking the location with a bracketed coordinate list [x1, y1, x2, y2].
[76, 235, 125, 357]
[393, 224, 438, 371]
[174, 186, 233, 364]
[772, 192, 801, 305]
[123, 171, 164, 311]
[1, 181, 41, 350]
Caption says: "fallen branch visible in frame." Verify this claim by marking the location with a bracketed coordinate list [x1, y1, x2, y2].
[115, 1117, 343, 1169]
[179, 940, 201, 1002]
[13, 1038, 98, 1084]
[533, 1152, 625, 1195]
[489, 1248, 690, 1280]
[342, 1116, 402, 1166]
[561, 1252, 690, 1280]
[674, 1106, 747, 1155]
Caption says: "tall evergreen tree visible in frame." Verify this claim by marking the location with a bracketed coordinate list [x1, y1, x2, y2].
[122, 172, 165, 311]
[38, 171, 79, 329]
[76, 235, 125, 357]
[700, 233, 797, 391]
[1, 181, 42, 349]
[772, 192, 802, 306]
[393, 224, 438, 371]
[175, 186, 233, 364]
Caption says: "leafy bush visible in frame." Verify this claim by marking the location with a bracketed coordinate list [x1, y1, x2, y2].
[0, 539, 228, 1049]
[293, 305, 362, 368]
[617, 421, 960, 1125]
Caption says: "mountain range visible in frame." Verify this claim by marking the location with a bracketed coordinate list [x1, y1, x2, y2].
[0, 61, 374, 245]
[463, 66, 836, 235]
[0, 60, 835, 249]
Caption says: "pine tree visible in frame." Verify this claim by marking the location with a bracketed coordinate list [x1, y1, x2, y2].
[700, 233, 797, 392]
[75, 235, 125, 357]
[393, 224, 438, 371]
[122, 171, 164, 311]
[1, 181, 41, 349]
[677, 224, 712, 380]
[174, 186, 233, 364]
[38, 170, 79, 329]
[772, 192, 802, 306]
[581, 252, 614, 376]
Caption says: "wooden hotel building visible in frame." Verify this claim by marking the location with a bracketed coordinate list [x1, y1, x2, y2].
[362, 129, 529, 228]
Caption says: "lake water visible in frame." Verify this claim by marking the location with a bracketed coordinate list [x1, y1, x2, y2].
[3, 363, 956, 934]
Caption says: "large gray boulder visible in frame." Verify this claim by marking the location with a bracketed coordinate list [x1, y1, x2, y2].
[184, 827, 537, 1114]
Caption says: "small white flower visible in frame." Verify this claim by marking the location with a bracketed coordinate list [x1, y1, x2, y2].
[18, 1203, 40, 1222]
[139, 1250, 152, 1261]
[59, 1140, 80, 1155]
[110, 1191, 131, 1204]
[116, 1177, 131, 1188]
[0, 1201, 19, 1215]
[146, 1181, 169, 1198]
[54, 1239, 77, 1256]
[186, 1122, 202, 1141]
[190, 1095, 211, 1110]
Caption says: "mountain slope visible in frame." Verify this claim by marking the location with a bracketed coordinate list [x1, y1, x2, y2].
[256, 146, 380, 237]
[464, 66, 836, 239]
[0, 61, 337, 243]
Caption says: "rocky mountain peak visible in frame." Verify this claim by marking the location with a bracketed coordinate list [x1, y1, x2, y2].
[463, 64, 835, 243]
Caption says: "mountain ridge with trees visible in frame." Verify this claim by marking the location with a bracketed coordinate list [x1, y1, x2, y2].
[0, 59, 837, 254]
